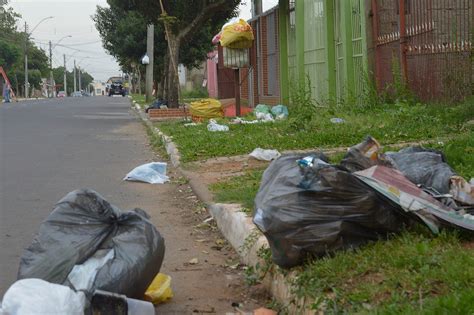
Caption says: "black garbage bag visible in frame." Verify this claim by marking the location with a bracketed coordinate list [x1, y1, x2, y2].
[253, 155, 408, 268]
[385, 147, 456, 194]
[17, 189, 165, 299]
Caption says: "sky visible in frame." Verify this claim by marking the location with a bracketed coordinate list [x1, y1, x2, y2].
[8, 0, 278, 82]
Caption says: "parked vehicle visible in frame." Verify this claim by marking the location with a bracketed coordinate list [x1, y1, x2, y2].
[57, 91, 66, 98]
[108, 81, 126, 97]
[72, 91, 82, 97]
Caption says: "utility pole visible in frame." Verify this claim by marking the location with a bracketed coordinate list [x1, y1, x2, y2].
[78, 67, 82, 92]
[63, 54, 67, 96]
[73, 59, 77, 92]
[145, 24, 154, 102]
[49, 40, 53, 98]
[24, 22, 29, 98]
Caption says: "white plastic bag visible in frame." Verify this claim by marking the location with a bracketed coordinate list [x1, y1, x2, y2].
[124, 162, 169, 184]
[249, 148, 281, 161]
[207, 119, 229, 132]
[256, 112, 274, 122]
[1, 279, 85, 315]
[67, 249, 114, 291]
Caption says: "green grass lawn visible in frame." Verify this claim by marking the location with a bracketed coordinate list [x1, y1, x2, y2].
[156, 101, 473, 163]
[210, 133, 474, 313]
[131, 93, 149, 109]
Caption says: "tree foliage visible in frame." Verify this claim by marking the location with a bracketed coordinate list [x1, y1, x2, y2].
[94, 0, 240, 106]
[0, 1, 50, 95]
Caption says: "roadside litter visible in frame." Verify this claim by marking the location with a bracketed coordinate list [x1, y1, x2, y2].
[271, 105, 289, 120]
[145, 99, 168, 113]
[330, 117, 345, 124]
[144, 273, 173, 305]
[219, 18, 254, 49]
[207, 119, 229, 132]
[124, 162, 169, 184]
[17, 189, 165, 299]
[0, 279, 86, 315]
[254, 137, 473, 268]
[249, 148, 281, 161]
[190, 98, 224, 120]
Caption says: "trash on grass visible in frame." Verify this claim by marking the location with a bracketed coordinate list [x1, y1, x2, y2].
[249, 148, 281, 161]
[253, 154, 407, 268]
[254, 137, 474, 268]
[124, 162, 169, 184]
[17, 189, 165, 299]
[207, 119, 229, 132]
[190, 98, 224, 119]
[0, 279, 86, 315]
[330, 117, 345, 124]
[271, 105, 289, 120]
[144, 273, 173, 305]
[256, 112, 274, 122]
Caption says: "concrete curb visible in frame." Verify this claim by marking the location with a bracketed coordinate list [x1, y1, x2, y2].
[131, 100, 314, 313]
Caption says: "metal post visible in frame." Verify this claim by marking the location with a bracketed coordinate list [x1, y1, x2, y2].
[234, 68, 241, 117]
[399, 0, 408, 83]
[49, 40, 53, 98]
[63, 54, 67, 96]
[145, 24, 154, 102]
[24, 22, 28, 98]
[73, 60, 77, 92]
[78, 67, 82, 92]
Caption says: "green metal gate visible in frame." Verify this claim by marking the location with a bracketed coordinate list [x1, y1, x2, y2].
[280, 0, 368, 104]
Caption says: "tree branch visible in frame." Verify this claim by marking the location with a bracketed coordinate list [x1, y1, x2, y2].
[177, 0, 228, 42]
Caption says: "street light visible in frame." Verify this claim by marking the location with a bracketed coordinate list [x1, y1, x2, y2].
[75, 57, 89, 92]
[24, 16, 54, 98]
[48, 35, 72, 98]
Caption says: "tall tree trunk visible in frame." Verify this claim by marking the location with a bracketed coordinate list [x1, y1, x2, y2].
[167, 38, 180, 107]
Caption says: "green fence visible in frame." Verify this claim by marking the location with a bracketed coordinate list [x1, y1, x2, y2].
[279, 0, 368, 104]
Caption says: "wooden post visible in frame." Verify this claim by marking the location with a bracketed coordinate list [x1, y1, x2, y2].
[399, 0, 408, 83]
[234, 68, 241, 117]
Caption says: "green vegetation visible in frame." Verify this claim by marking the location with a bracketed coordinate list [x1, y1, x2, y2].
[181, 87, 209, 101]
[210, 169, 265, 211]
[131, 93, 149, 109]
[209, 133, 474, 314]
[156, 101, 473, 163]
[293, 230, 474, 314]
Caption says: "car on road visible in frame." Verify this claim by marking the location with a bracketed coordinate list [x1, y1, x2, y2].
[57, 91, 66, 97]
[108, 81, 126, 97]
[72, 91, 82, 97]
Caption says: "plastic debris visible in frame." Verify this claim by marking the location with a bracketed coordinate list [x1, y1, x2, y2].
[220, 19, 254, 49]
[92, 290, 154, 315]
[249, 148, 281, 161]
[18, 189, 165, 299]
[190, 98, 224, 119]
[144, 273, 173, 304]
[0, 279, 86, 315]
[449, 176, 474, 205]
[271, 105, 289, 120]
[207, 119, 229, 132]
[255, 112, 274, 121]
[330, 117, 345, 124]
[124, 162, 169, 184]
[253, 154, 406, 268]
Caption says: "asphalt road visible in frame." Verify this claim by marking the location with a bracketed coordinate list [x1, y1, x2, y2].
[0, 96, 148, 295]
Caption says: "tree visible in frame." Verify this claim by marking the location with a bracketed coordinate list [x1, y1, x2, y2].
[0, 1, 49, 96]
[99, 0, 240, 107]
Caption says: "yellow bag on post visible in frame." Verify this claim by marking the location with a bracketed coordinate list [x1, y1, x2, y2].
[144, 273, 173, 304]
[190, 98, 224, 119]
[220, 19, 254, 49]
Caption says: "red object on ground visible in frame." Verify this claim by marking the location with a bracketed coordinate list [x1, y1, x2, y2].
[223, 103, 252, 117]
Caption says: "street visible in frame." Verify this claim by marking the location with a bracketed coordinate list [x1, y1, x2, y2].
[0, 96, 261, 313]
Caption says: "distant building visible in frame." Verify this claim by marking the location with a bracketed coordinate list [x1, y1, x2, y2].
[92, 81, 106, 96]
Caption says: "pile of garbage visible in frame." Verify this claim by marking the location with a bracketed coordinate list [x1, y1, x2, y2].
[253, 137, 474, 268]
[190, 98, 224, 120]
[1, 189, 169, 314]
[212, 18, 254, 49]
[254, 104, 288, 121]
[145, 99, 168, 113]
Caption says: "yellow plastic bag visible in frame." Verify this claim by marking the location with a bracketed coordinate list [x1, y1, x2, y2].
[144, 273, 173, 304]
[190, 98, 224, 119]
[220, 19, 254, 49]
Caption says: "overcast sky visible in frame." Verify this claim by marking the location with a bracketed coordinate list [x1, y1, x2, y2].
[9, 0, 278, 82]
